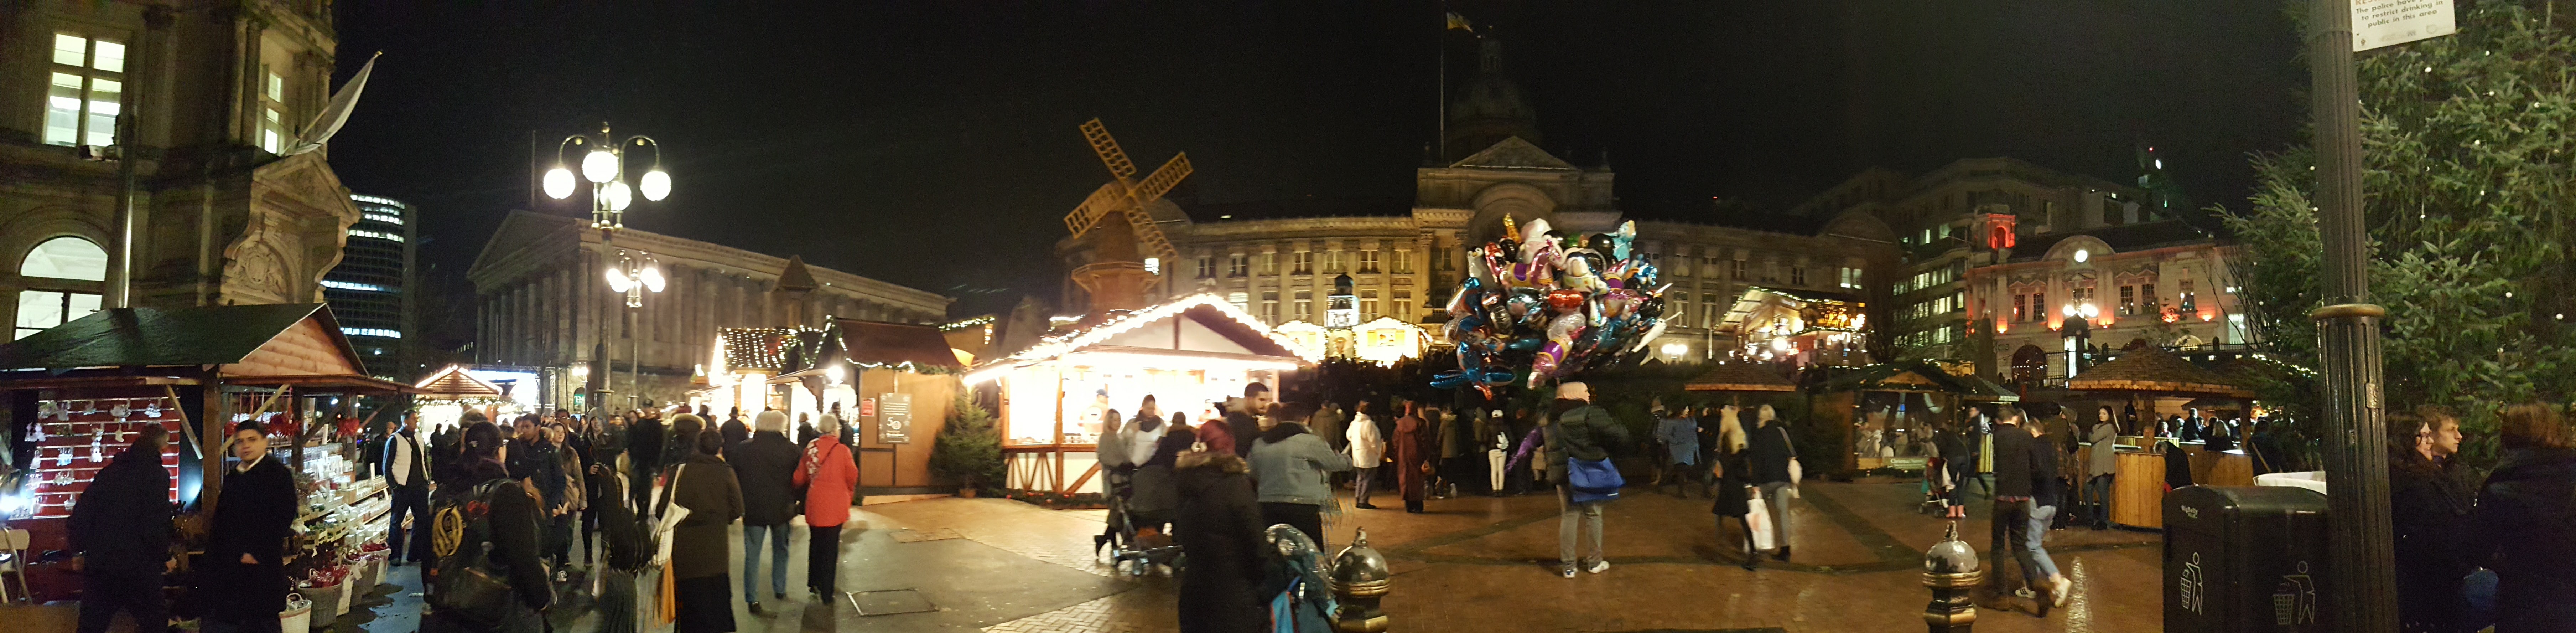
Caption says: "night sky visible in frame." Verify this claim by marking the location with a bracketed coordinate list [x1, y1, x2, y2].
[325, 1, 2304, 324]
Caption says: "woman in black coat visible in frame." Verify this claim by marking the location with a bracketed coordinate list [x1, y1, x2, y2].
[2473, 404, 2576, 632]
[1707, 406, 1757, 570]
[196, 421, 300, 633]
[1172, 447, 1268, 633]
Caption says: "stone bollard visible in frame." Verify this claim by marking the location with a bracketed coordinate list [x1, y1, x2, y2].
[1924, 521, 1982, 633]
[1328, 527, 1393, 632]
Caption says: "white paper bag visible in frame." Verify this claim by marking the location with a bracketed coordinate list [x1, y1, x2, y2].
[1745, 489, 1777, 551]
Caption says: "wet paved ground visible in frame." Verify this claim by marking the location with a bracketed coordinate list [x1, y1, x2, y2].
[359, 478, 2167, 632]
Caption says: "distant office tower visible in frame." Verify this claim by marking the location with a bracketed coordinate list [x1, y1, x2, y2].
[326, 194, 417, 376]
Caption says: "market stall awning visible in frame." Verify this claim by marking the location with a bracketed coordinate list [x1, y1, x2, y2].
[821, 318, 968, 372]
[1683, 362, 1798, 392]
[2065, 346, 2255, 398]
[413, 364, 505, 398]
[0, 303, 368, 378]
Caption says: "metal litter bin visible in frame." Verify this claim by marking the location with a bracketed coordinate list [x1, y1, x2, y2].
[2163, 485, 2331, 633]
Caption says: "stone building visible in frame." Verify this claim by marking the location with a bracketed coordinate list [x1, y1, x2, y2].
[1786, 158, 2164, 362]
[3, 1, 363, 340]
[468, 211, 950, 411]
[1053, 38, 1904, 363]
[1965, 220, 2246, 384]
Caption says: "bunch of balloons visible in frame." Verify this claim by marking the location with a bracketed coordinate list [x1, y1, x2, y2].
[1432, 217, 1671, 396]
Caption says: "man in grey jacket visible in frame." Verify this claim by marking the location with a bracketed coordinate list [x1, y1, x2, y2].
[1249, 403, 1352, 546]
[2083, 411, 2119, 530]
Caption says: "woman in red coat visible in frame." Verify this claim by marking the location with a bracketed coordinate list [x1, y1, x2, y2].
[793, 414, 860, 598]
[1393, 403, 1431, 513]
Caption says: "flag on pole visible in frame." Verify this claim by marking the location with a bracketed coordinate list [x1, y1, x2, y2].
[1445, 12, 1475, 32]
[282, 51, 378, 156]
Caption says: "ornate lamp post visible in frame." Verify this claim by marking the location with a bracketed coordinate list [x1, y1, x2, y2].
[542, 123, 670, 411]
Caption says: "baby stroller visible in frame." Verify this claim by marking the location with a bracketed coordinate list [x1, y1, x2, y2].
[1261, 525, 1339, 633]
[1100, 477, 1185, 577]
[1920, 456, 1956, 515]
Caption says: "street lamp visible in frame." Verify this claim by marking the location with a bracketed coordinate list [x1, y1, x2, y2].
[544, 123, 669, 231]
[544, 123, 671, 412]
[2060, 302, 2098, 377]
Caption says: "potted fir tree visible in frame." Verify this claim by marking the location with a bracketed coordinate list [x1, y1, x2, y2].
[931, 393, 1004, 497]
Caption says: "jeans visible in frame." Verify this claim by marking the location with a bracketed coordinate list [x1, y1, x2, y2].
[1555, 486, 1604, 567]
[1988, 497, 2033, 593]
[1759, 482, 1795, 550]
[807, 525, 842, 596]
[1259, 502, 1325, 549]
[386, 484, 429, 563]
[2084, 474, 2115, 523]
[1352, 466, 1377, 505]
[742, 523, 791, 599]
[2025, 501, 2061, 582]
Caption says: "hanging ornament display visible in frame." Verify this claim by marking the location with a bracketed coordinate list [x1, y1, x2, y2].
[1432, 218, 1670, 395]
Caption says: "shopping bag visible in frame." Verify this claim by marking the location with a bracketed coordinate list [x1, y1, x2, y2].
[1745, 489, 1777, 551]
[656, 561, 677, 625]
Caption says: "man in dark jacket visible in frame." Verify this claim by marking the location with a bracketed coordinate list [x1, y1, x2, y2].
[1543, 382, 1629, 578]
[2024, 416, 2069, 610]
[423, 421, 554, 633]
[732, 410, 804, 613]
[197, 422, 298, 633]
[2473, 403, 2576, 632]
[1226, 382, 1274, 458]
[720, 407, 751, 453]
[628, 408, 664, 515]
[1983, 408, 2044, 613]
[380, 412, 432, 565]
[1745, 404, 1798, 562]
[71, 424, 172, 633]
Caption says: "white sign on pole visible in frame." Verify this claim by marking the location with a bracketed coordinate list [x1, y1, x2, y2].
[2352, 0, 2455, 51]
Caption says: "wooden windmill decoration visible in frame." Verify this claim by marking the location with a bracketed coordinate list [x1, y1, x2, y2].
[1064, 118, 1192, 316]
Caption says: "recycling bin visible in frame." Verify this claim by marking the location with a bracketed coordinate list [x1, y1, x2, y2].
[2163, 485, 2331, 633]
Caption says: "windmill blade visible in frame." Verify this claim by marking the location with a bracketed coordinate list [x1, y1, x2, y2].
[1130, 153, 1193, 206]
[1125, 203, 1179, 267]
[1064, 181, 1129, 236]
[1080, 118, 1136, 180]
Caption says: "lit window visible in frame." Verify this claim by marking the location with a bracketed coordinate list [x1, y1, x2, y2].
[20, 237, 108, 281]
[1228, 292, 1250, 313]
[363, 213, 404, 226]
[44, 34, 125, 147]
[1358, 250, 1380, 273]
[347, 229, 405, 242]
[1321, 250, 1345, 274]
[1292, 251, 1313, 275]
[320, 279, 390, 293]
[1392, 249, 1413, 274]
[16, 290, 102, 340]
[342, 327, 402, 339]
[259, 67, 287, 154]
[1258, 252, 1277, 276]
[1143, 257, 1160, 275]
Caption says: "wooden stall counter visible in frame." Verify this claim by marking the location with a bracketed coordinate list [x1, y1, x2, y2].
[2109, 442, 2258, 530]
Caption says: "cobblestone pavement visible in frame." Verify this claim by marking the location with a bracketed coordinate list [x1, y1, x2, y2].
[840, 478, 2170, 633]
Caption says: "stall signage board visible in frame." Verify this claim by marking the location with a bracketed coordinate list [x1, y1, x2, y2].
[2353, 0, 2454, 51]
[861, 397, 877, 417]
[877, 393, 912, 444]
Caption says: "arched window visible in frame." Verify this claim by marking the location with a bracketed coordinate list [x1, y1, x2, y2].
[16, 236, 107, 339]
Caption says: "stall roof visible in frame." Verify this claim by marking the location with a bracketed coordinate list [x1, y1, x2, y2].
[967, 293, 1310, 381]
[720, 327, 809, 372]
[1818, 360, 2021, 401]
[2066, 345, 2254, 398]
[1682, 362, 1798, 392]
[822, 318, 968, 372]
[414, 365, 505, 398]
[0, 303, 365, 376]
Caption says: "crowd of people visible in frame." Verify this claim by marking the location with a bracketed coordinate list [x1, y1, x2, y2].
[2390, 404, 2576, 632]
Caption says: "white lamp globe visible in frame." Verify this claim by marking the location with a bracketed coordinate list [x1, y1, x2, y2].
[581, 149, 620, 183]
[639, 266, 666, 293]
[604, 180, 634, 211]
[825, 366, 846, 384]
[604, 268, 634, 292]
[2072, 249, 2091, 263]
[639, 169, 672, 201]
[542, 167, 577, 200]
[2079, 303, 2100, 319]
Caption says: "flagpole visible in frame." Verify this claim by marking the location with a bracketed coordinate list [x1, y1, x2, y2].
[1437, 4, 1447, 164]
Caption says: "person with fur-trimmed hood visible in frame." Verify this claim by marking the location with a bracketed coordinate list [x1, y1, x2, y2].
[1172, 440, 1267, 632]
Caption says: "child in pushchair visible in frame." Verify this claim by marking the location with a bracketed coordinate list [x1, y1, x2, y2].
[1261, 524, 1339, 632]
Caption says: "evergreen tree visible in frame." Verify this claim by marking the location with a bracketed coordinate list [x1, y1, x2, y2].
[2222, 0, 2576, 468]
[931, 392, 1005, 492]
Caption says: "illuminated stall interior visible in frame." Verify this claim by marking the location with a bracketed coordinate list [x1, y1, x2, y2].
[965, 293, 1312, 495]
[1720, 286, 1871, 368]
[412, 364, 505, 431]
[1272, 317, 1432, 366]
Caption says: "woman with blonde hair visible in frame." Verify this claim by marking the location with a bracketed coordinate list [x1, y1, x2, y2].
[1708, 404, 1758, 570]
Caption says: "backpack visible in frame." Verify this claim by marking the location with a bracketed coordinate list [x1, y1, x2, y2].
[426, 479, 542, 626]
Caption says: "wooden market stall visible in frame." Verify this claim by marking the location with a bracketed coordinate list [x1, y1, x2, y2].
[808, 318, 966, 493]
[411, 364, 507, 432]
[963, 293, 1312, 495]
[1813, 361, 2019, 472]
[2065, 345, 2256, 529]
[0, 304, 412, 604]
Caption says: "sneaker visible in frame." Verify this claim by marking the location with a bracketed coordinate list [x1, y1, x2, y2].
[1585, 560, 1610, 574]
[2051, 576, 2074, 607]
[2015, 588, 2037, 600]
[1560, 565, 1578, 578]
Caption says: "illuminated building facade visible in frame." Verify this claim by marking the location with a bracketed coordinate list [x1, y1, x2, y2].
[323, 193, 415, 375]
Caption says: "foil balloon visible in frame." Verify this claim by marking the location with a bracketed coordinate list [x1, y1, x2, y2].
[1558, 249, 1608, 294]
[1528, 312, 1588, 388]
[1544, 288, 1586, 313]
[1446, 278, 1486, 318]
